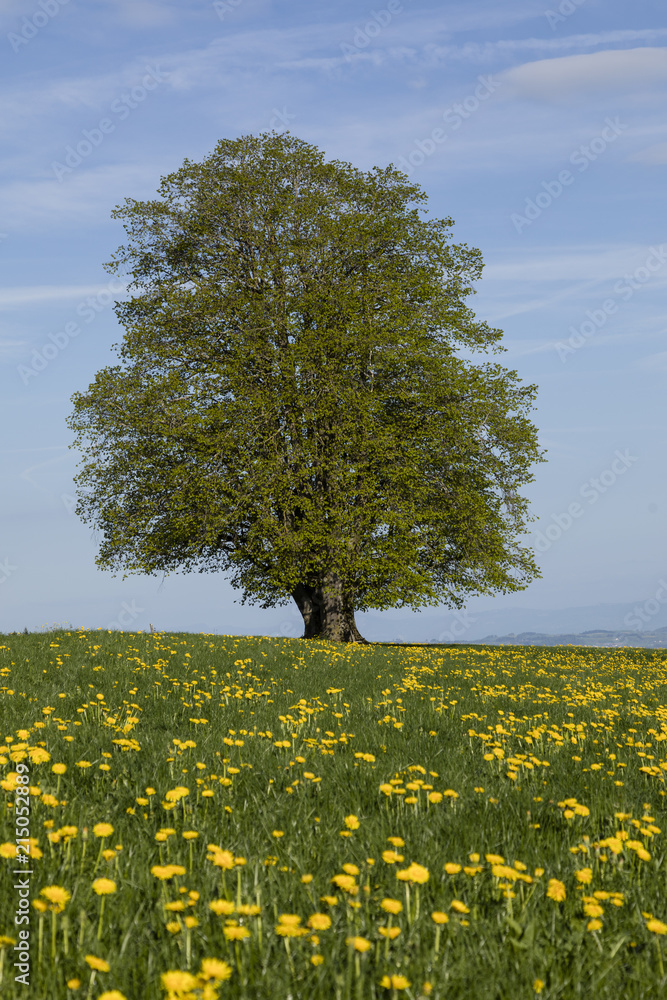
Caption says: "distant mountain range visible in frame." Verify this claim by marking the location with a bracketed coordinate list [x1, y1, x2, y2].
[475, 627, 667, 649]
[357, 598, 667, 646]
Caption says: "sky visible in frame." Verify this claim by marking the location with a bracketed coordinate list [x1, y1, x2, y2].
[2, 0, 667, 641]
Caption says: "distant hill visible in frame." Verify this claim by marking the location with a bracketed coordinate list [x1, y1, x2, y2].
[475, 627, 667, 649]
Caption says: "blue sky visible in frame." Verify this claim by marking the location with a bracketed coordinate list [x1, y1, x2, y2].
[2, 0, 667, 640]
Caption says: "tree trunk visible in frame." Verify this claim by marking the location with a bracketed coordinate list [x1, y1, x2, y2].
[291, 574, 368, 643]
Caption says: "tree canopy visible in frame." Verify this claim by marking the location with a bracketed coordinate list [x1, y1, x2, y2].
[68, 131, 544, 642]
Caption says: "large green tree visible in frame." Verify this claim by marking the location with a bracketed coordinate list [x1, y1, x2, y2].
[68, 131, 544, 643]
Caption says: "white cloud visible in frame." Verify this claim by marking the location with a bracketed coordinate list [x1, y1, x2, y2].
[0, 284, 126, 309]
[635, 348, 667, 371]
[500, 47, 667, 102]
[0, 162, 164, 230]
[628, 141, 667, 164]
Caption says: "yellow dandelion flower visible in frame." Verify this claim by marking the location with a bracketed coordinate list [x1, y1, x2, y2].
[164, 786, 189, 802]
[40, 885, 71, 910]
[160, 970, 198, 992]
[151, 865, 186, 880]
[396, 862, 429, 884]
[85, 955, 110, 972]
[346, 936, 371, 952]
[224, 924, 250, 940]
[647, 918, 667, 935]
[444, 863, 462, 875]
[93, 823, 114, 838]
[380, 974, 410, 990]
[587, 919, 603, 932]
[344, 815, 360, 830]
[546, 879, 566, 902]
[431, 911, 449, 924]
[380, 898, 403, 915]
[382, 850, 404, 864]
[575, 868, 593, 884]
[450, 900, 469, 914]
[92, 879, 116, 895]
[199, 958, 232, 981]
[307, 913, 332, 930]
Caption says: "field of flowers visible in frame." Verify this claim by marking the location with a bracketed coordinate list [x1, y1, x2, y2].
[1, 630, 667, 999]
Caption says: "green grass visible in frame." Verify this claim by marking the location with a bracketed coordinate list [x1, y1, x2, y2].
[1, 630, 667, 999]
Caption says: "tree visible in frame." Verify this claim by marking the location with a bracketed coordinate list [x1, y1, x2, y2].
[67, 131, 544, 643]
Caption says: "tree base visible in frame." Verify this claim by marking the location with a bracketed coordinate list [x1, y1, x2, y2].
[292, 580, 369, 644]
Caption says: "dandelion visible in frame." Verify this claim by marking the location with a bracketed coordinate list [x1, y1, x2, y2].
[160, 970, 198, 992]
[575, 868, 593, 884]
[546, 879, 566, 902]
[40, 885, 71, 912]
[647, 919, 667, 935]
[379, 926, 401, 939]
[164, 786, 189, 802]
[151, 865, 186, 881]
[444, 863, 461, 874]
[93, 823, 114, 838]
[347, 936, 371, 952]
[344, 815, 360, 829]
[85, 955, 110, 972]
[450, 900, 469, 914]
[587, 919, 603, 932]
[98, 993, 128, 1000]
[224, 924, 250, 941]
[396, 863, 429, 884]
[307, 913, 331, 930]
[199, 958, 232, 981]
[93, 879, 116, 895]
[331, 874, 357, 893]
[381, 899, 403, 915]
[380, 974, 411, 989]
[533, 981, 545, 994]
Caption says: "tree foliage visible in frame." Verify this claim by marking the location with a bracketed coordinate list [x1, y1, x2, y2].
[68, 132, 544, 641]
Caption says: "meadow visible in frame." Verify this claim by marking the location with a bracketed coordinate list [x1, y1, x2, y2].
[1, 631, 667, 999]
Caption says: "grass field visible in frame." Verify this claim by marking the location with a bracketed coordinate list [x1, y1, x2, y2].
[1, 631, 667, 999]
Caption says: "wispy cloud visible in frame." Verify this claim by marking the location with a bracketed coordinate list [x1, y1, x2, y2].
[499, 47, 667, 102]
[0, 284, 125, 309]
